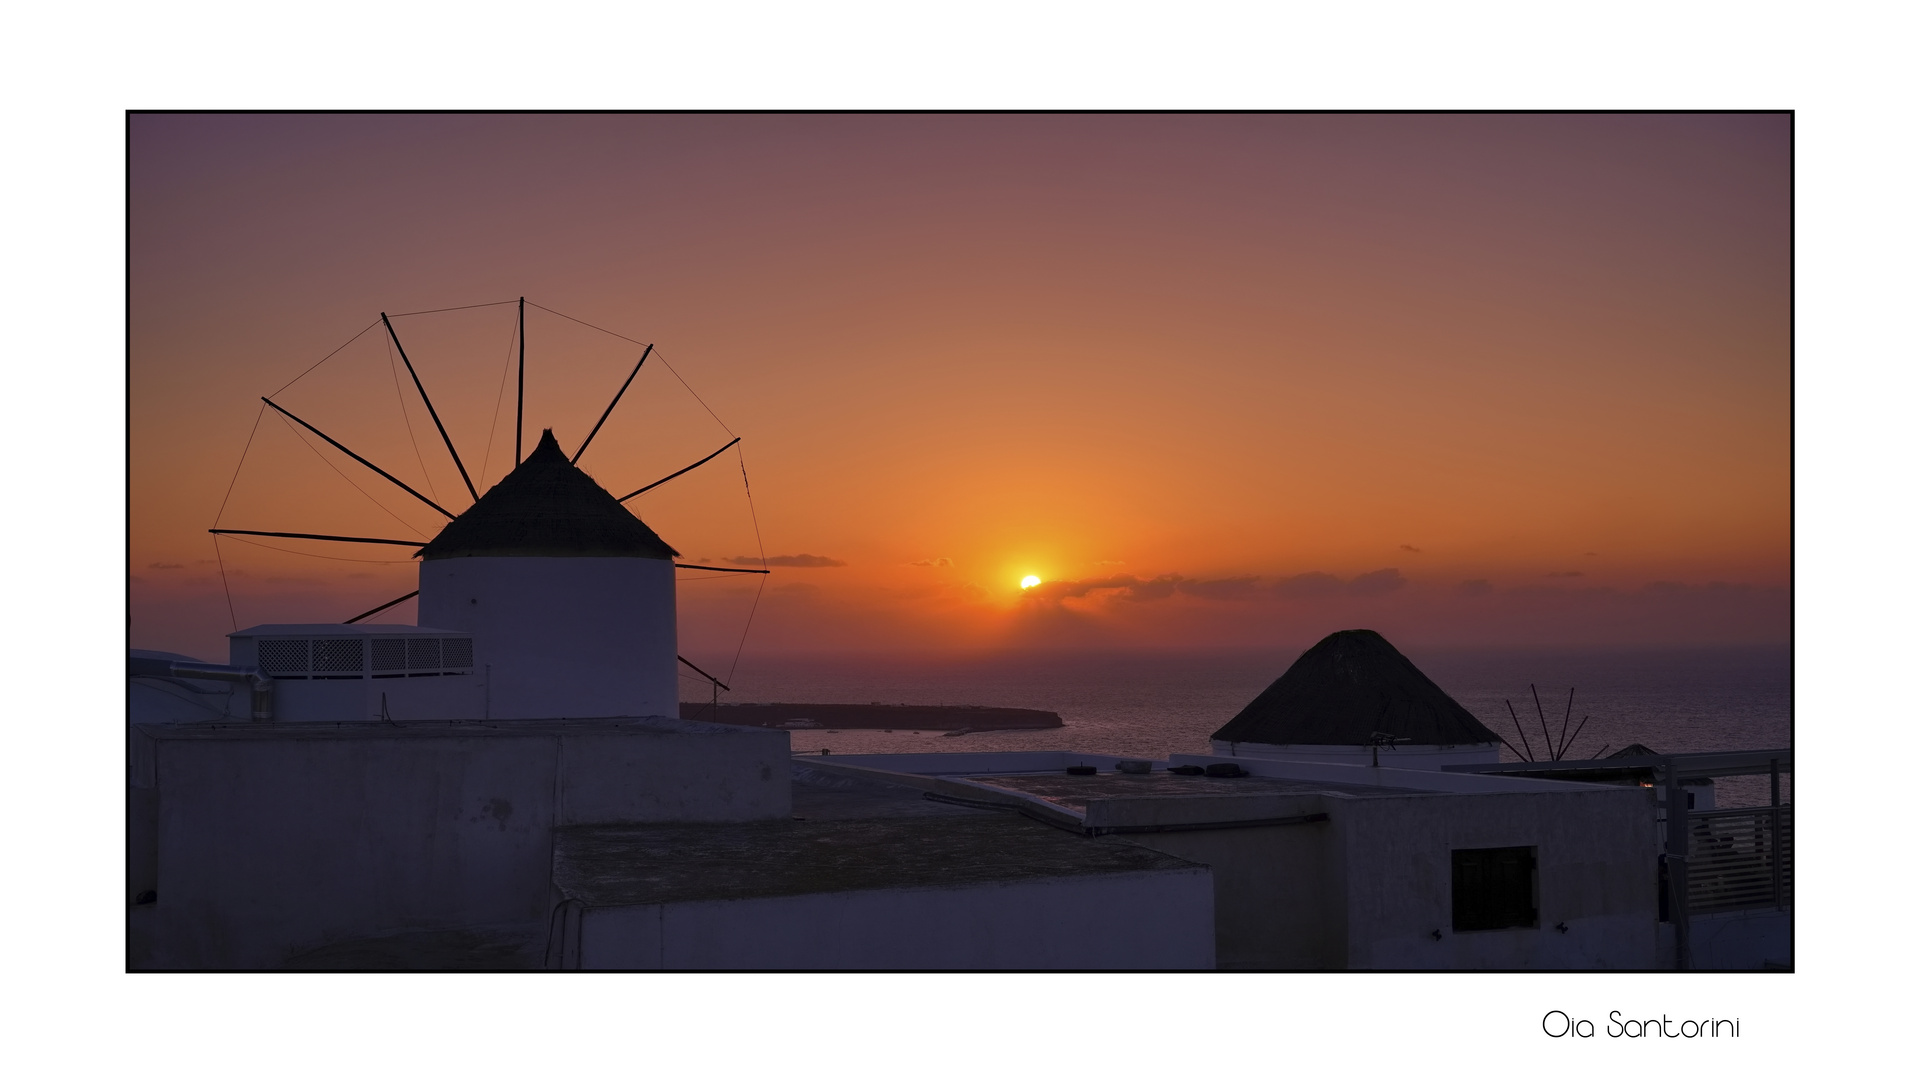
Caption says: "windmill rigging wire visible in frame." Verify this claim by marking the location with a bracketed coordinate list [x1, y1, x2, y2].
[213, 535, 238, 633]
[477, 312, 520, 489]
[272, 412, 429, 539]
[269, 318, 382, 398]
[525, 301, 734, 437]
[213, 402, 267, 529]
[386, 330, 442, 504]
[724, 445, 770, 685]
[386, 300, 519, 318]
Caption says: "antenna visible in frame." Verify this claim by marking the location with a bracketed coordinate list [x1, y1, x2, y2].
[1367, 731, 1409, 768]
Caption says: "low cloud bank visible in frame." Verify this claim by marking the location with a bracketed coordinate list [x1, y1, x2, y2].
[1032, 568, 1407, 604]
[727, 554, 847, 568]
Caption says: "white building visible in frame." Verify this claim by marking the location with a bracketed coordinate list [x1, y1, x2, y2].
[789, 750, 1656, 971]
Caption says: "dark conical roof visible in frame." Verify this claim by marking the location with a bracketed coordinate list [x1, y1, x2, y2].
[1210, 629, 1500, 746]
[415, 430, 678, 560]
[1608, 743, 1660, 759]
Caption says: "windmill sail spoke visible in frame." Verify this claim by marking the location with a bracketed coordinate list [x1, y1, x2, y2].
[618, 437, 742, 502]
[261, 397, 455, 519]
[674, 563, 770, 574]
[210, 529, 420, 546]
[573, 343, 653, 465]
[677, 654, 730, 691]
[383, 313, 479, 503]
[344, 590, 420, 625]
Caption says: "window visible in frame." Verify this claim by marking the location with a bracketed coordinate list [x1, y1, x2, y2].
[1451, 846, 1537, 932]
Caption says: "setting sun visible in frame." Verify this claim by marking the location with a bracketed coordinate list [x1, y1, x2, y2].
[1020, 575, 1041, 589]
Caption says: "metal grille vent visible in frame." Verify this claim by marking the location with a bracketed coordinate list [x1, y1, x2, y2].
[312, 639, 365, 673]
[407, 637, 441, 670]
[441, 638, 473, 669]
[372, 639, 408, 671]
[258, 639, 309, 674]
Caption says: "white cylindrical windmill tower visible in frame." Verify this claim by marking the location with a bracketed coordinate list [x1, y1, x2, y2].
[416, 428, 681, 719]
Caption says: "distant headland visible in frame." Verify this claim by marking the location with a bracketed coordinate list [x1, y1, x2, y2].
[679, 702, 1063, 732]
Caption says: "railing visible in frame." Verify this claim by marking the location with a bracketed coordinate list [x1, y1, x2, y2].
[1686, 805, 1791, 914]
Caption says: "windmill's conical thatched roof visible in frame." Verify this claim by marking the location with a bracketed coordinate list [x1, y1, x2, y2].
[1608, 743, 1660, 759]
[1210, 629, 1500, 746]
[415, 429, 678, 560]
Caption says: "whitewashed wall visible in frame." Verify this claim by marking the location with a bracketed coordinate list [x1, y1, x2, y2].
[575, 870, 1215, 970]
[129, 718, 789, 970]
[419, 556, 677, 720]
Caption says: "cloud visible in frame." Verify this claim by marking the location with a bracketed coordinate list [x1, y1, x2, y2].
[1272, 571, 1343, 598]
[1642, 580, 1753, 596]
[1347, 568, 1407, 595]
[1177, 576, 1260, 601]
[148, 562, 185, 570]
[1458, 579, 1494, 596]
[1092, 560, 1126, 567]
[910, 557, 953, 567]
[1399, 544, 1422, 553]
[1029, 574, 1184, 603]
[729, 554, 847, 568]
[1272, 568, 1406, 598]
[1031, 568, 1408, 606]
[1546, 570, 1584, 578]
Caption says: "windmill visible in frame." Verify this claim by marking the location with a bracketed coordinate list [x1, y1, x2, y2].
[1497, 684, 1601, 762]
[206, 298, 769, 720]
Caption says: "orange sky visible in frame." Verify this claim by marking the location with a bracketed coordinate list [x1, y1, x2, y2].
[129, 114, 1790, 663]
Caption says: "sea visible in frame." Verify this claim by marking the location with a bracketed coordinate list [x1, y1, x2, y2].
[702, 645, 1793, 808]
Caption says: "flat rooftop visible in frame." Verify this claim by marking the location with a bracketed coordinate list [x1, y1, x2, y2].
[553, 765, 1202, 908]
[555, 818, 1200, 907]
[963, 770, 1433, 811]
[131, 715, 760, 741]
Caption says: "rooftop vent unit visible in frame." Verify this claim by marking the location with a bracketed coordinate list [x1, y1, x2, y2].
[230, 625, 473, 680]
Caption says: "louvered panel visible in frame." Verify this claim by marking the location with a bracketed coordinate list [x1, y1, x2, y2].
[1687, 806, 1791, 914]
